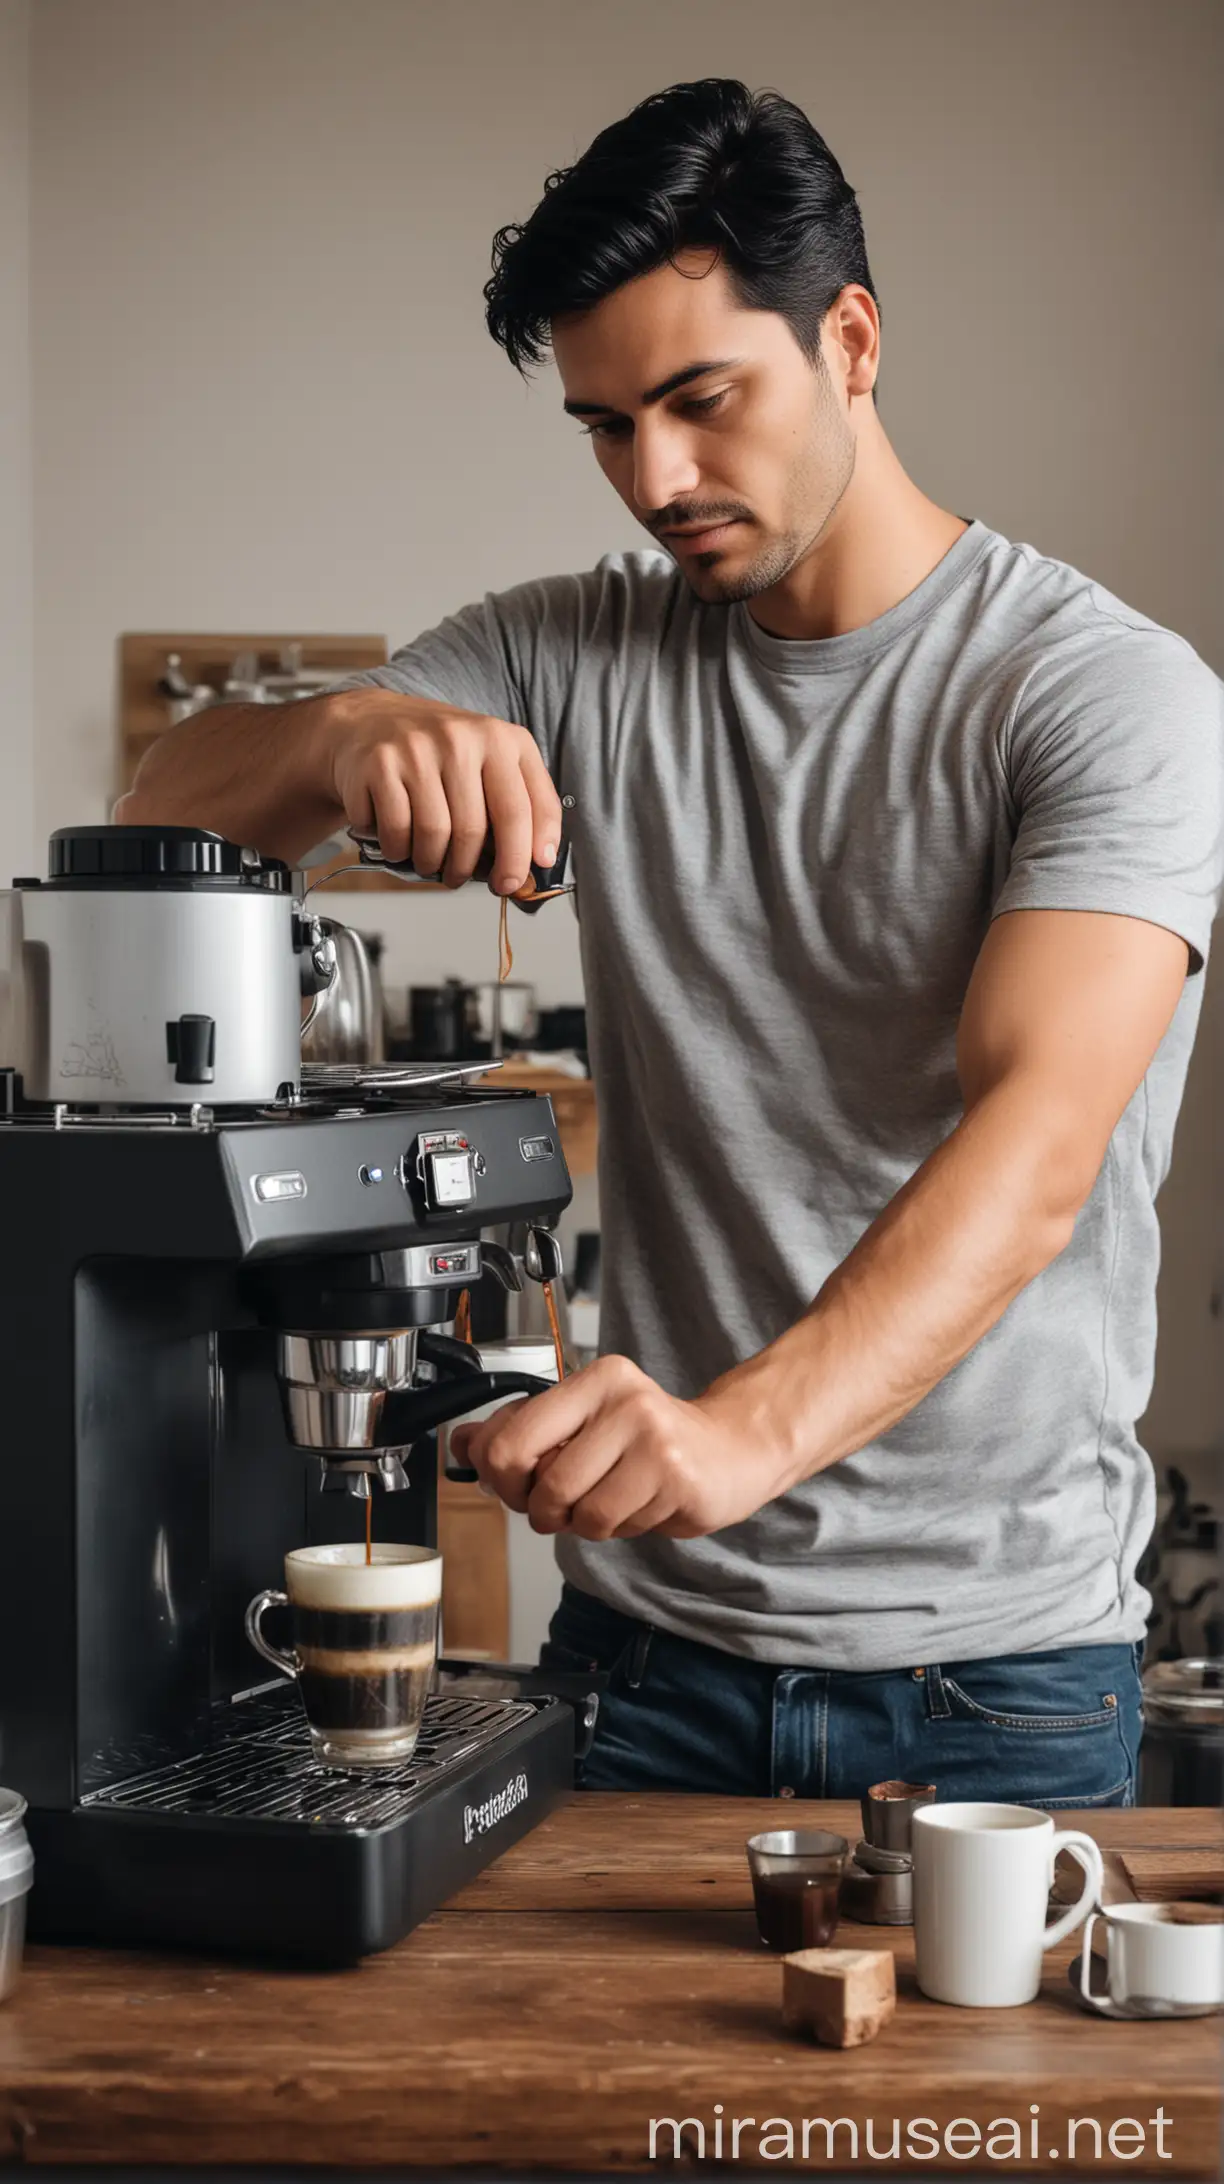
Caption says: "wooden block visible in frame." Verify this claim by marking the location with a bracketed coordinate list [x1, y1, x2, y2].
[1118, 1848, 1224, 1902]
[781, 1946, 896, 2049]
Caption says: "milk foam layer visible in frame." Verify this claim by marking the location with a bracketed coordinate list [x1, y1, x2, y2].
[285, 1542, 442, 1611]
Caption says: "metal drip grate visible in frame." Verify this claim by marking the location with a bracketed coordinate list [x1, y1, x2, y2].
[297, 1059, 499, 1097]
[83, 1689, 537, 1829]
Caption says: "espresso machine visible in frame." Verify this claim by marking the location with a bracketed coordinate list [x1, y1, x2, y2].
[0, 826, 581, 1961]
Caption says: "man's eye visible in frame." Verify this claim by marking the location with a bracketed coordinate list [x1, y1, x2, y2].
[683, 390, 728, 418]
[582, 418, 631, 441]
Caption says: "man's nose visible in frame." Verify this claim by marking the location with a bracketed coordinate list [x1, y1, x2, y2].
[632, 417, 700, 518]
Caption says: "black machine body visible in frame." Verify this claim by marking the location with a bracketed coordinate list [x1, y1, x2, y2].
[0, 1082, 577, 1961]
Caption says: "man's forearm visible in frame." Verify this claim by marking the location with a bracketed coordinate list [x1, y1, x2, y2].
[118, 693, 348, 864]
[703, 1074, 1088, 1496]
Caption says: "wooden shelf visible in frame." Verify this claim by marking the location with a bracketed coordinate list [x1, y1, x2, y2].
[117, 629, 430, 890]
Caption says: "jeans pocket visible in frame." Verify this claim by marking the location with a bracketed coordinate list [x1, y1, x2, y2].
[941, 1680, 1121, 1733]
[929, 1648, 1136, 1808]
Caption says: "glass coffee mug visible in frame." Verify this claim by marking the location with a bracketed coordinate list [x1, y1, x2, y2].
[245, 1543, 442, 1770]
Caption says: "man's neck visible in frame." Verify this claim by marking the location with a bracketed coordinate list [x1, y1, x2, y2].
[747, 416, 969, 643]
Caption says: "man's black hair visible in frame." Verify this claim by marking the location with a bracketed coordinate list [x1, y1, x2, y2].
[485, 78, 876, 374]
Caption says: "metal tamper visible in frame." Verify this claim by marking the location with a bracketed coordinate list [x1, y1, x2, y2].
[839, 1779, 937, 1926]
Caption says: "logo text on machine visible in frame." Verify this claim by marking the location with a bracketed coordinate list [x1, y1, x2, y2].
[463, 1771, 529, 1846]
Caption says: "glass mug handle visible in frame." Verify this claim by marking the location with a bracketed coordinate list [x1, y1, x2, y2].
[1044, 1830, 1105, 1949]
[244, 1588, 298, 1680]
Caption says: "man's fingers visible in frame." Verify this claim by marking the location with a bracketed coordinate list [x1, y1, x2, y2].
[518, 735, 564, 869]
[564, 1444, 675, 1541]
[483, 754, 535, 896]
[456, 1396, 548, 1514]
[449, 1397, 528, 1471]
[439, 746, 491, 888]
[522, 1415, 638, 1532]
[365, 756, 412, 865]
[474, 1357, 641, 1480]
[611, 1487, 678, 1538]
[451, 1362, 650, 1520]
[401, 754, 453, 878]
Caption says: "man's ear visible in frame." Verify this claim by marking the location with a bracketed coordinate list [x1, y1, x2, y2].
[825, 285, 879, 401]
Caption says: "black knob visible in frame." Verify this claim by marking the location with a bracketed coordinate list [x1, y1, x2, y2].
[165, 1013, 216, 1085]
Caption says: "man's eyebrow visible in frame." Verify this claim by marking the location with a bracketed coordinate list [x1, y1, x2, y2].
[562, 358, 743, 417]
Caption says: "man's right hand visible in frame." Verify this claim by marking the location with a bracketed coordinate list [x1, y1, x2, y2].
[119, 684, 563, 894]
[323, 688, 561, 896]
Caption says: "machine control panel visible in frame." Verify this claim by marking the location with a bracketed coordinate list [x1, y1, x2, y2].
[412, 1130, 486, 1214]
[218, 1095, 570, 1257]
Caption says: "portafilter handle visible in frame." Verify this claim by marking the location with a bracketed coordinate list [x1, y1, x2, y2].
[339, 796, 575, 905]
[380, 1370, 554, 1481]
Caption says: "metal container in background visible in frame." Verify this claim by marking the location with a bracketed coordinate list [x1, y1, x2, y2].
[299, 921, 385, 1067]
[1139, 1658, 1224, 1806]
[0, 1790, 33, 2003]
[404, 982, 472, 1061]
[467, 981, 538, 1060]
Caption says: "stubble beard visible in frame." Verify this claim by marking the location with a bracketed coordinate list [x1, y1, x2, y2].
[676, 387, 858, 609]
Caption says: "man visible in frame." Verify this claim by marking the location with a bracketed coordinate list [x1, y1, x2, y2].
[122, 79, 1223, 1804]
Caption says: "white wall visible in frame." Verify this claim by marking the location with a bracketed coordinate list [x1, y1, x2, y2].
[0, 0, 34, 885]
[24, 0, 1224, 1646]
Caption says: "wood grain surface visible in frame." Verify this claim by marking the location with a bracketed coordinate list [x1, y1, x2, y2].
[1117, 1847, 1224, 1902]
[0, 1798, 1219, 2174]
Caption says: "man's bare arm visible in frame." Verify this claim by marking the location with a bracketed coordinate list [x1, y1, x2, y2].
[709, 905, 1189, 1491]
[460, 906, 1190, 1539]
[118, 686, 562, 895]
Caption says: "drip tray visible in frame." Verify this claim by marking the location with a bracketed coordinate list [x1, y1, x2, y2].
[83, 1688, 538, 1828]
[30, 1686, 574, 1959]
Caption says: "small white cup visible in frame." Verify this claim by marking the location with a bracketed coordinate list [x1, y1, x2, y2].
[913, 1801, 1104, 2007]
[1078, 1902, 1224, 2017]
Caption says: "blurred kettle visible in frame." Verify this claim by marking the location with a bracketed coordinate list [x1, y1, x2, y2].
[300, 919, 385, 1065]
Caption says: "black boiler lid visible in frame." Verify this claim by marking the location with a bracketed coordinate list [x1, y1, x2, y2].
[45, 826, 290, 890]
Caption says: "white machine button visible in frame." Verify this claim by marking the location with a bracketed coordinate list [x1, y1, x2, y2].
[251, 1170, 307, 1203]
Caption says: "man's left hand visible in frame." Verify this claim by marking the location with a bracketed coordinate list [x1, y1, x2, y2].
[448, 1355, 784, 1539]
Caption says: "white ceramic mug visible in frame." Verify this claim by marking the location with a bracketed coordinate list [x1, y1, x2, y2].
[1078, 1902, 1224, 2017]
[912, 1802, 1104, 2007]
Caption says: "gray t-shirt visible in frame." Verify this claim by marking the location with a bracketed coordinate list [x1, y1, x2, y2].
[344, 521, 1224, 1669]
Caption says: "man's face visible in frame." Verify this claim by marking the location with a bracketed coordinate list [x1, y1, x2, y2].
[551, 252, 857, 605]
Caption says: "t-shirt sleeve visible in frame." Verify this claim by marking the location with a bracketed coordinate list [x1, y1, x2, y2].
[992, 616, 1224, 974]
[325, 570, 589, 777]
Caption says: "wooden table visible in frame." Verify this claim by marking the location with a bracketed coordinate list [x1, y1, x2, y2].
[0, 1799, 1219, 2174]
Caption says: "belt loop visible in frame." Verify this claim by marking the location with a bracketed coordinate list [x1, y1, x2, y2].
[924, 1662, 951, 1718]
[625, 1624, 654, 1690]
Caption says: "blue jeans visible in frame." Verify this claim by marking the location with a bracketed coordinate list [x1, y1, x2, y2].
[541, 1582, 1143, 1806]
